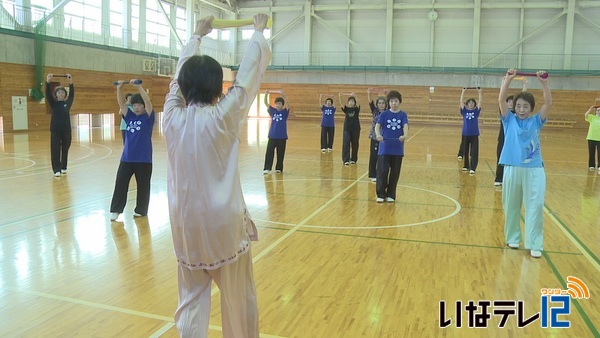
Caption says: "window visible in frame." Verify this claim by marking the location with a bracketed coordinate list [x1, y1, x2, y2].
[64, 1, 102, 35]
[242, 28, 270, 40]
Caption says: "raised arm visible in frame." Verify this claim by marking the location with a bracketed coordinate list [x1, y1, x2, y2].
[338, 93, 344, 107]
[537, 71, 552, 121]
[367, 88, 373, 104]
[498, 69, 516, 118]
[134, 80, 153, 116]
[585, 106, 594, 117]
[352, 92, 360, 107]
[459, 87, 466, 110]
[264, 91, 271, 107]
[66, 74, 74, 104]
[45, 73, 56, 104]
[116, 81, 128, 115]
[280, 91, 290, 110]
[477, 87, 482, 109]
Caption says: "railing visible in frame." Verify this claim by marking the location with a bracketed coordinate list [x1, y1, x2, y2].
[2, 3, 600, 73]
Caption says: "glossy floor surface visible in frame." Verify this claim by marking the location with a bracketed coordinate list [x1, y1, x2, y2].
[1, 118, 599, 337]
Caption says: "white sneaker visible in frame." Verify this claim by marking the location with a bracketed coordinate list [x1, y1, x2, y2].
[590, 167, 595, 171]
[462, 167, 468, 172]
[321, 149, 326, 153]
[530, 250, 542, 258]
[263, 170, 270, 174]
[386, 197, 395, 203]
[376, 197, 384, 203]
[494, 181, 502, 186]
[370, 177, 377, 182]
[61, 169, 67, 174]
[110, 212, 119, 221]
[133, 212, 143, 217]
[349, 161, 356, 164]
[327, 148, 332, 152]
[507, 243, 519, 249]
[469, 170, 475, 175]
[458, 156, 463, 161]
[275, 170, 282, 173]
[54, 171, 61, 177]
[344, 162, 350, 166]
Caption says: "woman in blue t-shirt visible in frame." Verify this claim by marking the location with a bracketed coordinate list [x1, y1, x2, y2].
[375, 90, 408, 203]
[319, 94, 336, 153]
[263, 90, 290, 174]
[109, 80, 155, 221]
[459, 87, 482, 175]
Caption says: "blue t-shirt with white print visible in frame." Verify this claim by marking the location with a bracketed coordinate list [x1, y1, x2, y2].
[321, 106, 336, 127]
[122, 108, 155, 163]
[461, 106, 481, 136]
[499, 112, 545, 167]
[377, 110, 408, 156]
[268, 106, 289, 139]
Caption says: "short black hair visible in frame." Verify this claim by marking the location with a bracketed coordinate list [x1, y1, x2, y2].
[514, 91, 536, 111]
[130, 93, 144, 107]
[125, 93, 133, 100]
[466, 98, 477, 106]
[386, 90, 402, 104]
[274, 97, 285, 105]
[506, 95, 514, 102]
[178, 55, 223, 105]
[53, 86, 67, 98]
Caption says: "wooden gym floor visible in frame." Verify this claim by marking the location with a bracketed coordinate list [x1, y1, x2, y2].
[0, 116, 598, 337]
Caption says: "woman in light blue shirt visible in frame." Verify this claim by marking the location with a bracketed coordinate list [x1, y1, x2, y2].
[498, 69, 552, 259]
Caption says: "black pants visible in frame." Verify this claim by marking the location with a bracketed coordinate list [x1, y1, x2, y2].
[50, 130, 72, 173]
[110, 161, 153, 215]
[342, 130, 360, 163]
[495, 129, 505, 183]
[588, 140, 600, 167]
[457, 137, 465, 157]
[376, 155, 403, 199]
[368, 139, 379, 178]
[321, 126, 335, 149]
[461, 135, 479, 171]
[264, 138, 287, 171]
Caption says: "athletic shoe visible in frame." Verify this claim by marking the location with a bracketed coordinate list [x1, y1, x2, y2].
[275, 170, 282, 173]
[494, 181, 502, 186]
[462, 167, 468, 172]
[344, 162, 350, 166]
[376, 197, 384, 203]
[54, 171, 61, 177]
[530, 250, 542, 258]
[133, 212, 143, 217]
[110, 212, 119, 221]
[327, 148, 332, 152]
[61, 169, 67, 174]
[350, 161, 356, 164]
[469, 170, 475, 175]
[263, 170, 270, 174]
[321, 149, 326, 153]
[458, 156, 463, 161]
[386, 197, 395, 203]
[507, 243, 519, 249]
[590, 167, 595, 171]
[370, 177, 377, 182]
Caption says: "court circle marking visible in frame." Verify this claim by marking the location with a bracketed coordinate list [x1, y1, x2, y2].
[254, 179, 461, 230]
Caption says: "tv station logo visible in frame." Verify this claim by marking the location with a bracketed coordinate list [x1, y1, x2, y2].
[439, 276, 590, 328]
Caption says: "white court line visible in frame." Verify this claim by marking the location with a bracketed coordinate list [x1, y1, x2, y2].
[212, 126, 427, 298]
[6, 286, 173, 322]
[544, 206, 600, 273]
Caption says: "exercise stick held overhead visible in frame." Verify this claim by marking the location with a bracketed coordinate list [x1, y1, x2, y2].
[113, 80, 143, 85]
[212, 18, 273, 29]
[507, 70, 549, 79]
